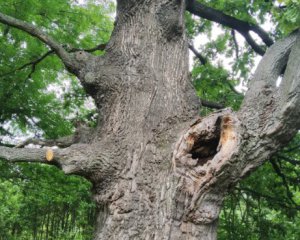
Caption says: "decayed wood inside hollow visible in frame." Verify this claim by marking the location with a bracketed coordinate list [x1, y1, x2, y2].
[189, 121, 221, 166]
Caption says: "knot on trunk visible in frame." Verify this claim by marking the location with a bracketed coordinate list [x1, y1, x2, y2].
[156, 0, 185, 40]
[172, 108, 241, 224]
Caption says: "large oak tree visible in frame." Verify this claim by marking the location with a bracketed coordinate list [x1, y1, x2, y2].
[0, 0, 299, 239]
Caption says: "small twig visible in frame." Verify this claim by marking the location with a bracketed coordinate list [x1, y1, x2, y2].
[0, 50, 54, 78]
[225, 79, 242, 96]
[231, 29, 239, 59]
[0, 11, 74, 70]
[188, 43, 207, 65]
[270, 159, 296, 205]
[236, 187, 300, 210]
[0, 43, 107, 79]
[277, 154, 300, 165]
[283, 144, 300, 153]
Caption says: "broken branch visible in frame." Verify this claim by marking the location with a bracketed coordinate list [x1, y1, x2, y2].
[0, 143, 94, 175]
[0, 146, 58, 164]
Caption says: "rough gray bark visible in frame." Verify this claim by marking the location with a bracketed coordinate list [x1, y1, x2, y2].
[0, 1, 300, 240]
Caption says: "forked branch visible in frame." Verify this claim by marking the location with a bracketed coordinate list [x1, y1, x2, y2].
[0, 12, 78, 73]
[240, 30, 300, 139]
[171, 31, 300, 225]
[237, 30, 300, 177]
[186, 1, 274, 55]
[0, 50, 54, 78]
[0, 43, 106, 79]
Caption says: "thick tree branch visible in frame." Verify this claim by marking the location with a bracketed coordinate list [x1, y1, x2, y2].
[250, 24, 274, 46]
[238, 30, 300, 177]
[241, 30, 299, 125]
[241, 31, 265, 56]
[71, 43, 107, 53]
[0, 123, 120, 178]
[171, 33, 300, 222]
[0, 143, 97, 176]
[0, 12, 77, 73]
[186, 1, 274, 55]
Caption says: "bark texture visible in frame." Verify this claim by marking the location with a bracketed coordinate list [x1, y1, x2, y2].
[0, 1, 300, 240]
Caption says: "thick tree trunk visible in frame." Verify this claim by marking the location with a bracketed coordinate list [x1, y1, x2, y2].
[0, 1, 299, 239]
[77, 2, 300, 239]
[82, 1, 220, 239]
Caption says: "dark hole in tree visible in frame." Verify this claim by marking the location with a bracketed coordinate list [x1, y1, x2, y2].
[190, 119, 221, 166]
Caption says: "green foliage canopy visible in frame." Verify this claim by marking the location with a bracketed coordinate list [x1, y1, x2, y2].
[0, 0, 299, 239]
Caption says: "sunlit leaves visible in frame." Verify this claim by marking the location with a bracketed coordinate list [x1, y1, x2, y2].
[0, 2, 115, 238]
[272, 0, 300, 35]
[192, 63, 243, 114]
[0, 0, 114, 139]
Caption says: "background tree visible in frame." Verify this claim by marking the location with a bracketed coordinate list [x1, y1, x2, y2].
[0, 0, 299, 239]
